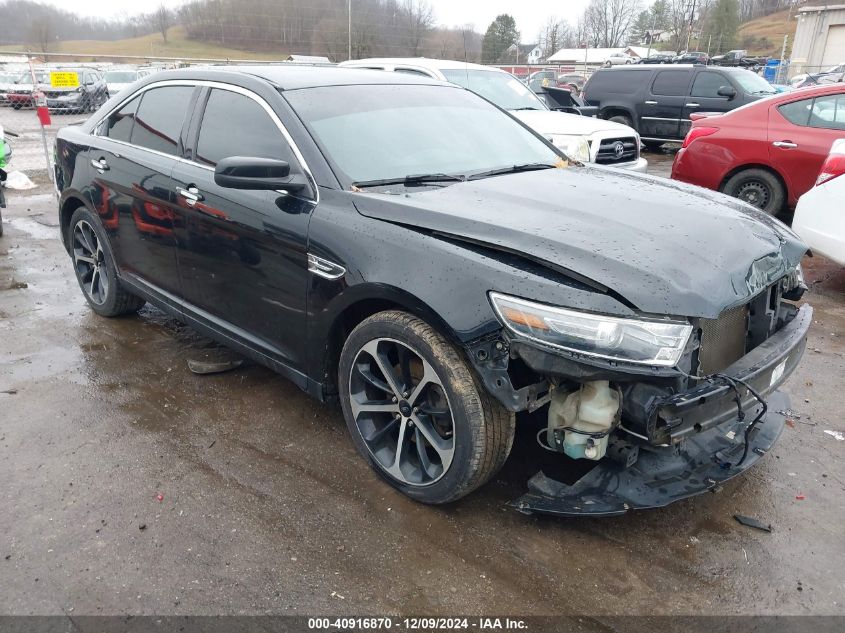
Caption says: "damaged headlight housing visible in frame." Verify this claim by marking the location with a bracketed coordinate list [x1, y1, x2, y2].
[547, 134, 591, 163]
[490, 292, 694, 366]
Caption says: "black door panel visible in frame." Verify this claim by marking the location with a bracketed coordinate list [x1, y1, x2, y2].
[175, 87, 313, 369]
[639, 69, 692, 140]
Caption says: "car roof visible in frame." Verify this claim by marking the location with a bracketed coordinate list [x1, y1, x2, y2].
[339, 57, 506, 74]
[148, 64, 446, 90]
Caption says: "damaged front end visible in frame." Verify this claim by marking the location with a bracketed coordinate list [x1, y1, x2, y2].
[467, 270, 811, 517]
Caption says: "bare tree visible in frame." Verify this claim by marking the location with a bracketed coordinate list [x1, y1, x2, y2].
[539, 17, 572, 60]
[27, 15, 55, 53]
[155, 4, 171, 44]
[585, 0, 642, 48]
[401, 0, 434, 56]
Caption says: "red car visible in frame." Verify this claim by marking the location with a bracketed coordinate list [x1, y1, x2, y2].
[671, 83, 845, 215]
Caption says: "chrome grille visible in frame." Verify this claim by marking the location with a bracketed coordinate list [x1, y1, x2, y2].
[595, 137, 639, 165]
[699, 304, 749, 375]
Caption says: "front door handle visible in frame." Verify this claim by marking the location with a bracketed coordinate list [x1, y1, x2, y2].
[176, 185, 204, 206]
[772, 141, 798, 149]
[90, 158, 109, 172]
[685, 102, 700, 107]
[644, 100, 658, 105]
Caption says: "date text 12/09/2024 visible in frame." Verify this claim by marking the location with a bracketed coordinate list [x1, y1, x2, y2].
[308, 618, 528, 630]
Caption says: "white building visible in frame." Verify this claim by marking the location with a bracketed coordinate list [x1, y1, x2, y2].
[791, 3, 845, 76]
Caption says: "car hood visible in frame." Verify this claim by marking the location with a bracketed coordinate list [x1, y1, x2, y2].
[511, 110, 637, 137]
[352, 167, 806, 318]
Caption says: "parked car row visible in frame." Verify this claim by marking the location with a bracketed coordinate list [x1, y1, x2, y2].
[53, 64, 811, 516]
[0, 64, 162, 113]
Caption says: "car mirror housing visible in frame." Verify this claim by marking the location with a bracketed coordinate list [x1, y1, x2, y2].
[717, 85, 737, 99]
[214, 156, 308, 192]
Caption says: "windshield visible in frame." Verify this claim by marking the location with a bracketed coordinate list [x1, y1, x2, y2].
[729, 69, 777, 95]
[17, 71, 50, 84]
[440, 69, 548, 111]
[285, 84, 561, 185]
[105, 71, 138, 83]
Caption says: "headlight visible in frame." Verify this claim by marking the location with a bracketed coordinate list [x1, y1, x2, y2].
[76, 87, 85, 93]
[547, 134, 591, 163]
[490, 292, 693, 366]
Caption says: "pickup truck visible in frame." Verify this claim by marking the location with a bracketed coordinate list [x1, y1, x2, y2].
[711, 49, 767, 70]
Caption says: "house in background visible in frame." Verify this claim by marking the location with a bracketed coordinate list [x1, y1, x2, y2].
[503, 43, 543, 64]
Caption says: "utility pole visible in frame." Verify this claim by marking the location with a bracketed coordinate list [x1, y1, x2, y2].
[686, 0, 697, 52]
[778, 34, 789, 84]
[347, 0, 352, 60]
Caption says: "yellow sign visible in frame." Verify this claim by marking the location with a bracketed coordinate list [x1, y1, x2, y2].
[50, 72, 80, 88]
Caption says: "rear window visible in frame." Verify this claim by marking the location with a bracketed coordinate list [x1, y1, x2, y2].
[809, 94, 845, 130]
[778, 98, 812, 126]
[584, 69, 644, 95]
[104, 94, 142, 142]
[651, 70, 691, 96]
[130, 86, 193, 156]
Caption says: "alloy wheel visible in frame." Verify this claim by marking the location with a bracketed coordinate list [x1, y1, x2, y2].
[72, 220, 109, 305]
[736, 180, 770, 209]
[349, 337, 455, 486]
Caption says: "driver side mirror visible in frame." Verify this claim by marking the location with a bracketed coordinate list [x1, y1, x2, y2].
[214, 156, 310, 193]
[717, 85, 737, 99]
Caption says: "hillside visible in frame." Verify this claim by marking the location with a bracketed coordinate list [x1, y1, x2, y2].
[0, 26, 284, 62]
[737, 8, 798, 56]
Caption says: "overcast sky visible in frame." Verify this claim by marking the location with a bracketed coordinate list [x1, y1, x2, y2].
[53, 0, 597, 43]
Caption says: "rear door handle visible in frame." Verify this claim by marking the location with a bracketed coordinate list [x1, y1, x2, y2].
[685, 102, 700, 107]
[772, 141, 798, 149]
[176, 185, 204, 206]
[90, 158, 109, 172]
[644, 100, 658, 105]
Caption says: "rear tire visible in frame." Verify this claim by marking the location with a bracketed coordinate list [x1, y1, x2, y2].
[339, 311, 515, 504]
[722, 168, 785, 215]
[608, 114, 633, 128]
[69, 207, 146, 317]
[642, 140, 665, 151]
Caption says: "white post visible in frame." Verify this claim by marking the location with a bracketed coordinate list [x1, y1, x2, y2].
[778, 34, 788, 84]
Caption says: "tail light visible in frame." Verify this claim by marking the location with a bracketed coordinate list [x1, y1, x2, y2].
[681, 126, 719, 149]
[816, 152, 845, 186]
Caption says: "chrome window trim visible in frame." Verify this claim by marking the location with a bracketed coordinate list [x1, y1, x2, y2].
[92, 78, 319, 202]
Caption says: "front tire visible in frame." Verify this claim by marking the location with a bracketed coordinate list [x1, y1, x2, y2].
[722, 168, 785, 215]
[339, 311, 515, 504]
[69, 207, 145, 316]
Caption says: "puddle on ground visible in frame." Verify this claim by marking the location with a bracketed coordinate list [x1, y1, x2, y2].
[5, 217, 59, 240]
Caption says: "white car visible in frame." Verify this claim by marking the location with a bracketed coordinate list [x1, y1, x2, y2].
[790, 62, 845, 87]
[604, 52, 634, 67]
[793, 138, 845, 266]
[338, 58, 647, 172]
[103, 68, 142, 97]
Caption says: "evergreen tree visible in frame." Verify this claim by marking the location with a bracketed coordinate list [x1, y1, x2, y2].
[481, 14, 519, 64]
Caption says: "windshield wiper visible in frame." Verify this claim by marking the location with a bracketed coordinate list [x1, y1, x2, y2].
[511, 106, 542, 111]
[468, 162, 558, 181]
[352, 173, 466, 189]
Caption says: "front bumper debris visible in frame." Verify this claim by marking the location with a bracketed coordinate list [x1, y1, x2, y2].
[513, 390, 788, 516]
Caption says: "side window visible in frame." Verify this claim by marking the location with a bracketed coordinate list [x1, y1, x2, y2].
[809, 94, 845, 131]
[778, 98, 813, 126]
[130, 86, 194, 156]
[394, 68, 430, 77]
[691, 72, 729, 98]
[651, 70, 691, 96]
[104, 94, 142, 142]
[195, 89, 296, 168]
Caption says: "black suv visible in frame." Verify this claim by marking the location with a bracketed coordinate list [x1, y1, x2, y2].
[583, 65, 776, 148]
[54, 66, 809, 516]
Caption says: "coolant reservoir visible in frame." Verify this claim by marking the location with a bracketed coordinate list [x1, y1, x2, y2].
[547, 381, 620, 460]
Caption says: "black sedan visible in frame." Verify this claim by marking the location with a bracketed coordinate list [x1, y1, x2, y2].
[54, 66, 810, 516]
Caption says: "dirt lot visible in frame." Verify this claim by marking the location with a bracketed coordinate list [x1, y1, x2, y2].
[1, 108, 844, 619]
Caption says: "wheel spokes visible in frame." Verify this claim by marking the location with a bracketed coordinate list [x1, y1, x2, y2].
[350, 337, 456, 486]
[411, 412, 454, 473]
